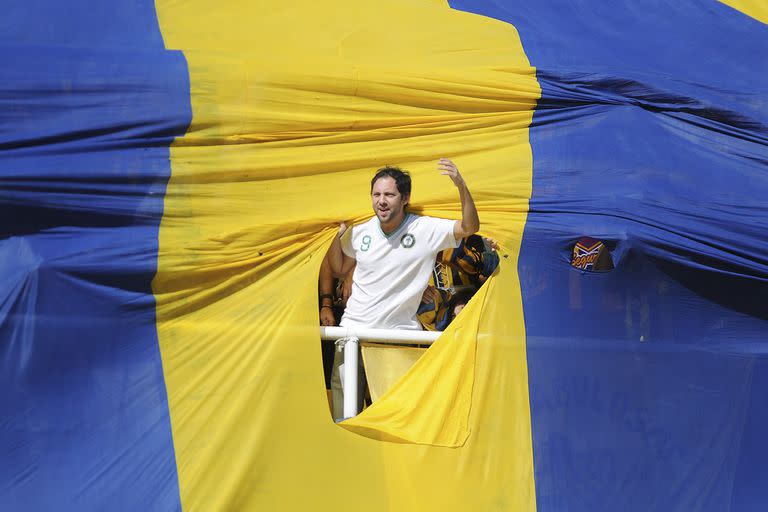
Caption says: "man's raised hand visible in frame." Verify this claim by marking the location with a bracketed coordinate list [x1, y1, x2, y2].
[443, 157, 480, 238]
[438, 158, 465, 187]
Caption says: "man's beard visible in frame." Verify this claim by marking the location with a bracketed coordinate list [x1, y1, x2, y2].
[377, 206, 400, 224]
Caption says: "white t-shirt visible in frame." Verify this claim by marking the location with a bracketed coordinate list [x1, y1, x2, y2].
[340, 213, 458, 330]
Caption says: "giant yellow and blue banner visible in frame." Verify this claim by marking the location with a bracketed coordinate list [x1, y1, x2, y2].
[1, 1, 766, 510]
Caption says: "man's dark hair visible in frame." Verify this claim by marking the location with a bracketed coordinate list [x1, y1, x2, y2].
[370, 166, 411, 198]
[447, 289, 476, 323]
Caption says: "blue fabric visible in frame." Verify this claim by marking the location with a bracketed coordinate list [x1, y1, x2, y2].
[2, 1, 767, 509]
[0, 2, 190, 510]
[449, 1, 768, 510]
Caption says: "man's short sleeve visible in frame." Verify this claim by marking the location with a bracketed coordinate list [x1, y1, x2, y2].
[425, 217, 459, 252]
[340, 226, 355, 258]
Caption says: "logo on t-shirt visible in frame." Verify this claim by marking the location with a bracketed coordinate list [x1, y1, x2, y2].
[400, 233, 415, 248]
[570, 237, 613, 271]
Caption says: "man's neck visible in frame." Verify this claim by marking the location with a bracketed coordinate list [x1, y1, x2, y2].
[379, 212, 407, 235]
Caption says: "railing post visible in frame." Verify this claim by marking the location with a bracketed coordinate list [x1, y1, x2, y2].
[322, 328, 441, 421]
[342, 336, 359, 419]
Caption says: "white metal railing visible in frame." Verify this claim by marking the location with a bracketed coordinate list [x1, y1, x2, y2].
[320, 326, 441, 345]
[319, 326, 442, 419]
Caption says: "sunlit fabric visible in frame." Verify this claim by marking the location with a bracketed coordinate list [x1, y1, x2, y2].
[361, 344, 427, 403]
[0, 2, 188, 510]
[1, 1, 766, 511]
[450, 1, 768, 510]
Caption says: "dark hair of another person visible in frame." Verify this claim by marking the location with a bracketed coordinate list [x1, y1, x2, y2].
[447, 289, 476, 323]
[370, 166, 411, 198]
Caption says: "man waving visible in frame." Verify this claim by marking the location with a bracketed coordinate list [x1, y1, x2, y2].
[327, 158, 480, 330]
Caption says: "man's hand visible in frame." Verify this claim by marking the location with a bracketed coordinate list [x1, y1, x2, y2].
[328, 221, 355, 276]
[483, 237, 500, 251]
[438, 158, 465, 187]
[320, 307, 336, 326]
[441, 158, 480, 239]
[421, 285, 438, 304]
[341, 270, 354, 304]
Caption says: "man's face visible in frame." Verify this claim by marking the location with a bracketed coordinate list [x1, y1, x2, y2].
[371, 176, 408, 226]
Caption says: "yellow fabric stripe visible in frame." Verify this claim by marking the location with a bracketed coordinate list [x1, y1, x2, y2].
[361, 344, 427, 404]
[154, 0, 539, 509]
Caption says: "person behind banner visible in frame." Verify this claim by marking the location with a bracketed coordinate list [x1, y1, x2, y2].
[327, 159, 480, 329]
[417, 234, 499, 331]
[325, 159, 479, 420]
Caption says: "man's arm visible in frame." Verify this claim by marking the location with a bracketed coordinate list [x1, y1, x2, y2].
[327, 222, 356, 276]
[319, 255, 336, 326]
[438, 158, 480, 239]
[340, 263, 356, 305]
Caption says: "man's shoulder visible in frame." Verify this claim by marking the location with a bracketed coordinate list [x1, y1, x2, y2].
[349, 216, 378, 234]
[409, 214, 454, 230]
[410, 213, 451, 222]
